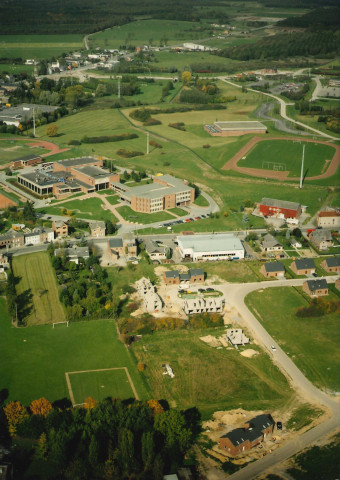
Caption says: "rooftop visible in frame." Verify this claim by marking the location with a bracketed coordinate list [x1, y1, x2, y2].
[318, 210, 340, 218]
[294, 258, 316, 270]
[325, 257, 340, 268]
[214, 120, 266, 131]
[108, 237, 123, 248]
[262, 233, 283, 249]
[56, 157, 99, 168]
[12, 154, 41, 162]
[306, 278, 328, 291]
[177, 233, 244, 253]
[113, 175, 192, 200]
[264, 262, 285, 273]
[72, 165, 111, 179]
[260, 197, 301, 211]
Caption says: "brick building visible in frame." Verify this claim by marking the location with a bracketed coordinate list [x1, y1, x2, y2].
[163, 268, 205, 285]
[205, 121, 267, 137]
[303, 279, 328, 297]
[321, 257, 340, 273]
[11, 154, 42, 169]
[112, 174, 194, 213]
[260, 262, 285, 278]
[309, 229, 333, 251]
[290, 258, 316, 276]
[219, 414, 275, 456]
[317, 210, 340, 228]
[259, 198, 302, 220]
[0, 229, 25, 248]
[52, 220, 68, 238]
[90, 221, 106, 238]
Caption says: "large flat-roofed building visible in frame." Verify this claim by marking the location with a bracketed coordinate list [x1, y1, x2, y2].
[177, 234, 244, 262]
[205, 121, 267, 137]
[17, 156, 120, 199]
[259, 198, 302, 219]
[112, 174, 194, 213]
[11, 154, 42, 170]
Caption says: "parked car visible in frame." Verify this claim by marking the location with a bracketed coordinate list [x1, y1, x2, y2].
[271, 345, 276, 352]
[276, 421, 282, 430]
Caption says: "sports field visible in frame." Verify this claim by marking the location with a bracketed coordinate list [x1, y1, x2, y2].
[12, 252, 65, 326]
[0, 298, 148, 405]
[237, 140, 336, 177]
[0, 34, 83, 60]
[66, 367, 137, 406]
[133, 328, 293, 418]
[246, 287, 340, 392]
[0, 139, 45, 165]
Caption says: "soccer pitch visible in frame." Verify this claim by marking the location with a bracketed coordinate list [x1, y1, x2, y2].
[66, 367, 138, 406]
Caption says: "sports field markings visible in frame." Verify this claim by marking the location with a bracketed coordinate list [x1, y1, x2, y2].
[65, 367, 139, 406]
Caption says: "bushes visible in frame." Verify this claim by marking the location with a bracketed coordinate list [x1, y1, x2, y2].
[68, 139, 81, 145]
[296, 297, 340, 318]
[117, 149, 144, 158]
[81, 133, 138, 144]
[149, 140, 162, 149]
[143, 117, 162, 126]
[169, 122, 186, 131]
[129, 104, 226, 122]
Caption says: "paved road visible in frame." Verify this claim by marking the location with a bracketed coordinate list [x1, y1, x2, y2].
[213, 278, 340, 480]
[221, 78, 338, 141]
[255, 102, 309, 136]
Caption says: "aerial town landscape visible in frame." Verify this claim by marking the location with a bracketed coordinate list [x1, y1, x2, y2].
[0, 0, 339, 479]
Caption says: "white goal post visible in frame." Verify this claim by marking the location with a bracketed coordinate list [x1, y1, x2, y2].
[53, 321, 69, 328]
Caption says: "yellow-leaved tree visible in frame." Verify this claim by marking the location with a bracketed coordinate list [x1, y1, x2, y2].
[84, 397, 97, 409]
[30, 398, 53, 417]
[3, 401, 29, 437]
[181, 71, 192, 84]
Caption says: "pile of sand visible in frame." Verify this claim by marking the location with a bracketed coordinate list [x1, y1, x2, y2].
[240, 349, 258, 358]
[200, 335, 222, 348]
[203, 409, 263, 431]
[218, 336, 229, 347]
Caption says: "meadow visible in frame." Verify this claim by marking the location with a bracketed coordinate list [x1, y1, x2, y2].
[245, 287, 340, 392]
[0, 63, 34, 75]
[38, 197, 119, 223]
[12, 252, 65, 326]
[132, 327, 293, 418]
[237, 140, 336, 178]
[0, 139, 46, 165]
[0, 298, 148, 405]
[0, 34, 83, 60]
[89, 19, 211, 49]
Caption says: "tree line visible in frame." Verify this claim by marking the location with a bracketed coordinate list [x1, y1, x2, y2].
[1, 395, 201, 479]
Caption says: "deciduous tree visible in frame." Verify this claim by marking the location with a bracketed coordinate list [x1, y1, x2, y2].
[46, 123, 58, 137]
[30, 398, 53, 417]
[4, 401, 29, 436]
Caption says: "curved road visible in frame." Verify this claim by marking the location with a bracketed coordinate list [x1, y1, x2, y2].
[215, 277, 340, 480]
[221, 78, 338, 141]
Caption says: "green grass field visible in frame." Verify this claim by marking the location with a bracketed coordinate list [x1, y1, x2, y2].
[132, 327, 293, 417]
[150, 50, 234, 72]
[0, 63, 34, 75]
[116, 205, 174, 224]
[0, 298, 148, 405]
[38, 197, 119, 223]
[0, 139, 45, 165]
[67, 368, 136, 405]
[89, 19, 209, 49]
[12, 252, 65, 326]
[246, 287, 340, 392]
[0, 34, 83, 60]
[238, 140, 336, 177]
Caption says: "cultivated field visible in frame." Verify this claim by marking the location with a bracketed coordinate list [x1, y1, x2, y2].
[133, 327, 293, 418]
[237, 140, 336, 177]
[0, 298, 148, 405]
[0, 34, 83, 60]
[246, 287, 340, 392]
[12, 252, 65, 326]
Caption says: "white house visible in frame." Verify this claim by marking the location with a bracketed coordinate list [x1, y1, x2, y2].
[177, 234, 244, 262]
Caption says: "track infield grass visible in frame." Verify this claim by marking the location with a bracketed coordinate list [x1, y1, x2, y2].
[245, 287, 340, 392]
[0, 299, 148, 405]
[237, 140, 336, 177]
[12, 252, 65, 326]
[132, 327, 293, 418]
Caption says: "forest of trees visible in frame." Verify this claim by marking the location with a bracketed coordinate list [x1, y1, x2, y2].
[277, 7, 340, 31]
[219, 30, 340, 61]
[1, 396, 201, 479]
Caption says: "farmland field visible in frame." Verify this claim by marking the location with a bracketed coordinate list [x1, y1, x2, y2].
[237, 140, 336, 177]
[89, 19, 211, 49]
[12, 252, 65, 326]
[0, 298, 148, 405]
[132, 327, 293, 418]
[0, 34, 83, 60]
[246, 287, 340, 392]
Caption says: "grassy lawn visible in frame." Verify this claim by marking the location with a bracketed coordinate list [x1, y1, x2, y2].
[151, 50, 233, 72]
[117, 205, 174, 224]
[192, 260, 260, 283]
[38, 198, 119, 223]
[0, 298, 148, 405]
[245, 287, 340, 392]
[168, 207, 187, 216]
[286, 403, 323, 431]
[0, 34, 83, 59]
[106, 262, 158, 294]
[0, 139, 46, 165]
[68, 368, 136, 405]
[132, 327, 293, 418]
[194, 194, 209, 207]
[12, 252, 65, 326]
[0, 63, 34, 75]
[105, 195, 121, 205]
[237, 140, 336, 178]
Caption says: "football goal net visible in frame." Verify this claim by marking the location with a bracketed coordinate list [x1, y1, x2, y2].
[53, 321, 69, 328]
